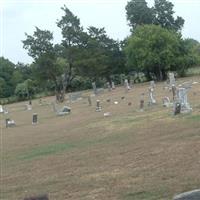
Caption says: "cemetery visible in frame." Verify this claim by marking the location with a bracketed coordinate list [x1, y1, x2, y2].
[1, 75, 200, 200]
[1, 0, 200, 199]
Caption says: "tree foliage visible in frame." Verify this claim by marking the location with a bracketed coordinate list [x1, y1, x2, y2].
[126, 0, 184, 32]
[125, 25, 191, 80]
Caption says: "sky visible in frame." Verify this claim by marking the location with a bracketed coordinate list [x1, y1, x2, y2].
[0, 0, 200, 64]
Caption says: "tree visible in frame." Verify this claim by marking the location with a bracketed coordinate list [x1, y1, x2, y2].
[23, 27, 65, 101]
[125, 0, 184, 32]
[124, 25, 188, 80]
[126, 0, 153, 31]
[153, 0, 184, 31]
[56, 5, 86, 92]
[76, 26, 125, 82]
[0, 57, 15, 97]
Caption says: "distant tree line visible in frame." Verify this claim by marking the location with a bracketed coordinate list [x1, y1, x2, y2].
[0, 0, 200, 101]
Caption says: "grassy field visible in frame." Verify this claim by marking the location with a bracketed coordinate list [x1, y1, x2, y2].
[1, 76, 200, 200]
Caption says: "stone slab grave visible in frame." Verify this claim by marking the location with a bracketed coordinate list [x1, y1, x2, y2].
[5, 118, 16, 128]
[176, 87, 192, 113]
[32, 113, 38, 124]
[124, 79, 131, 92]
[52, 103, 71, 116]
[162, 96, 172, 107]
[92, 82, 97, 95]
[106, 82, 112, 92]
[150, 80, 155, 88]
[69, 92, 82, 103]
[148, 87, 156, 105]
[168, 72, 176, 88]
[111, 81, 115, 90]
[173, 189, 200, 200]
[0, 105, 4, 113]
[96, 100, 102, 112]
[140, 93, 145, 111]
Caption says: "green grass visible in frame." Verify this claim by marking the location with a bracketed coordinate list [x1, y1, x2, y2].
[187, 114, 200, 121]
[18, 133, 127, 160]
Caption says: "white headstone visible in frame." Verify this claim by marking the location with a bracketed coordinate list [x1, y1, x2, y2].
[0, 105, 4, 113]
[177, 87, 192, 113]
[169, 72, 176, 88]
[148, 87, 156, 105]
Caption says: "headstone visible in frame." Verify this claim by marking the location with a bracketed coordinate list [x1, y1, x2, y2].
[59, 106, 71, 115]
[140, 93, 145, 111]
[124, 79, 130, 92]
[128, 102, 132, 106]
[150, 80, 155, 88]
[162, 96, 171, 107]
[0, 105, 4, 113]
[69, 92, 82, 102]
[106, 98, 111, 103]
[169, 72, 176, 88]
[96, 100, 101, 112]
[24, 194, 49, 200]
[26, 104, 32, 111]
[173, 189, 200, 200]
[174, 102, 181, 115]
[114, 101, 119, 105]
[130, 76, 134, 88]
[121, 96, 125, 100]
[88, 95, 92, 106]
[96, 88, 104, 95]
[5, 118, 16, 128]
[148, 87, 156, 105]
[172, 85, 177, 101]
[104, 112, 111, 117]
[32, 113, 38, 124]
[107, 82, 111, 92]
[3, 107, 8, 114]
[177, 87, 192, 113]
[92, 82, 97, 95]
[111, 81, 115, 90]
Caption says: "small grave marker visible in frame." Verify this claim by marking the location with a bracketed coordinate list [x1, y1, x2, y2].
[96, 100, 102, 112]
[32, 113, 38, 124]
[5, 118, 16, 128]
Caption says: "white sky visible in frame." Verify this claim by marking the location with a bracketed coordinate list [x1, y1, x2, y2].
[0, 0, 200, 64]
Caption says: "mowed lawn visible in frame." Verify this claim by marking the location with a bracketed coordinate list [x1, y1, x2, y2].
[1, 77, 200, 200]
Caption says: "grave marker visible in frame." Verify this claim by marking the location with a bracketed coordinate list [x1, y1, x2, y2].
[148, 87, 156, 105]
[96, 100, 102, 112]
[32, 113, 38, 124]
[92, 82, 97, 95]
[5, 118, 16, 128]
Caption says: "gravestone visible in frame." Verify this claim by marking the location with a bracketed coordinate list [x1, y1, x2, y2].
[150, 80, 155, 88]
[140, 93, 145, 111]
[124, 79, 130, 92]
[58, 106, 71, 116]
[169, 72, 176, 88]
[26, 104, 32, 111]
[69, 92, 82, 102]
[106, 82, 111, 92]
[104, 112, 111, 117]
[96, 88, 104, 95]
[24, 194, 49, 200]
[111, 81, 115, 90]
[92, 82, 97, 95]
[106, 98, 111, 103]
[177, 87, 192, 113]
[162, 96, 171, 107]
[88, 95, 92, 106]
[173, 189, 200, 200]
[172, 85, 177, 101]
[32, 113, 38, 124]
[5, 118, 16, 128]
[128, 102, 132, 106]
[0, 105, 4, 113]
[3, 107, 8, 114]
[148, 87, 156, 105]
[130, 76, 134, 88]
[96, 100, 102, 112]
[174, 102, 181, 115]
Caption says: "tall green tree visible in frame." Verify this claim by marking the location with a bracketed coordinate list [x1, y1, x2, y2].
[125, 25, 189, 80]
[126, 0, 153, 31]
[23, 27, 64, 100]
[126, 0, 184, 32]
